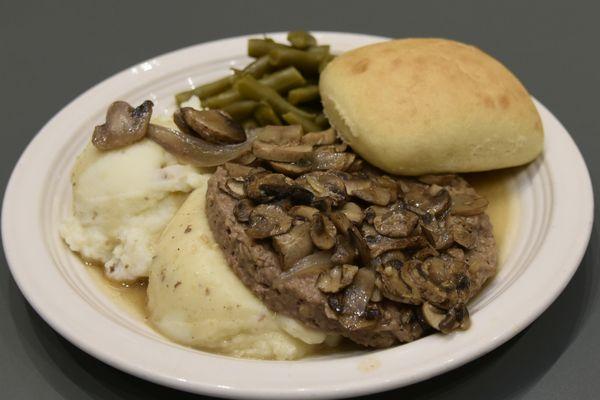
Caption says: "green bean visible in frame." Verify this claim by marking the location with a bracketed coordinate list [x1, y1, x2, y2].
[201, 88, 241, 110]
[282, 112, 321, 133]
[248, 38, 292, 58]
[268, 47, 325, 75]
[319, 54, 335, 73]
[222, 100, 258, 121]
[254, 103, 283, 126]
[242, 119, 259, 130]
[235, 75, 315, 120]
[287, 31, 317, 49]
[307, 45, 330, 55]
[203, 67, 306, 109]
[242, 55, 272, 79]
[315, 113, 330, 129]
[287, 85, 320, 105]
[175, 75, 233, 105]
[261, 66, 306, 91]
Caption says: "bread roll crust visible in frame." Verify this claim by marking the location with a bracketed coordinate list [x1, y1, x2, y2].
[320, 38, 543, 175]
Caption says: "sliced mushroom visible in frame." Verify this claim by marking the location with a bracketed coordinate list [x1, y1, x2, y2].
[370, 288, 382, 302]
[379, 250, 406, 269]
[451, 223, 477, 249]
[375, 175, 399, 199]
[245, 173, 294, 202]
[253, 125, 303, 145]
[352, 185, 393, 206]
[339, 268, 376, 330]
[173, 108, 195, 136]
[92, 100, 153, 150]
[451, 192, 488, 216]
[289, 205, 319, 221]
[373, 205, 419, 238]
[223, 162, 261, 179]
[447, 247, 465, 261]
[180, 108, 246, 144]
[349, 225, 371, 266]
[310, 147, 356, 171]
[317, 264, 359, 293]
[340, 175, 371, 196]
[419, 257, 449, 286]
[272, 222, 314, 269]
[420, 214, 453, 250]
[219, 178, 246, 198]
[301, 128, 336, 145]
[404, 186, 451, 216]
[413, 246, 439, 261]
[233, 199, 253, 222]
[269, 161, 312, 176]
[378, 264, 420, 304]
[364, 205, 388, 225]
[364, 228, 428, 258]
[246, 204, 292, 239]
[296, 172, 347, 207]
[252, 141, 313, 162]
[421, 302, 446, 331]
[346, 158, 365, 173]
[147, 124, 256, 167]
[328, 211, 353, 235]
[310, 213, 337, 250]
[340, 202, 364, 224]
[331, 234, 356, 264]
[422, 303, 470, 333]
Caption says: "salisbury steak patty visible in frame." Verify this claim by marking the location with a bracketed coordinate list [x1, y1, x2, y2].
[206, 165, 497, 348]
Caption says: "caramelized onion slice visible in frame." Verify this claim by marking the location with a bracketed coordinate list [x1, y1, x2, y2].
[274, 250, 333, 287]
[147, 124, 256, 167]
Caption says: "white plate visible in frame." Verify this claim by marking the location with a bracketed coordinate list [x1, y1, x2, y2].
[2, 32, 594, 399]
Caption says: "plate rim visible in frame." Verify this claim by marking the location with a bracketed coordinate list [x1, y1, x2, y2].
[1, 31, 594, 399]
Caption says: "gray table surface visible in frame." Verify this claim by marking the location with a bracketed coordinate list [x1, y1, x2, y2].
[1, 1, 599, 399]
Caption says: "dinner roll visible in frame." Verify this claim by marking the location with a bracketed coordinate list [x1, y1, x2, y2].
[320, 38, 543, 175]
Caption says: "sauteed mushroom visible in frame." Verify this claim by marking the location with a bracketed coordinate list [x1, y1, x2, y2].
[180, 107, 246, 144]
[246, 204, 292, 239]
[92, 100, 153, 150]
[309, 213, 337, 250]
[272, 222, 314, 269]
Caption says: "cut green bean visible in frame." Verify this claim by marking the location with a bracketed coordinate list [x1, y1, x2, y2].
[201, 88, 241, 110]
[319, 54, 335, 73]
[242, 55, 272, 78]
[287, 85, 320, 105]
[203, 66, 306, 109]
[248, 38, 292, 58]
[222, 100, 258, 121]
[307, 45, 330, 55]
[261, 66, 306, 91]
[175, 75, 233, 105]
[254, 103, 283, 126]
[268, 47, 325, 74]
[282, 112, 321, 133]
[315, 113, 329, 129]
[235, 75, 315, 120]
[287, 31, 317, 49]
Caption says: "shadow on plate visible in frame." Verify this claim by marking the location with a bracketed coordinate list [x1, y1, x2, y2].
[5, 224, 597, 400]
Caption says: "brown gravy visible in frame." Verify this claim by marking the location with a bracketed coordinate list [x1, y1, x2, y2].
[86, 169, 519, 324]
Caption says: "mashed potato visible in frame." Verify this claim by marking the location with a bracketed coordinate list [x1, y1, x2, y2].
[60, 123, 206, 281]
[147, 182, 335, 360]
